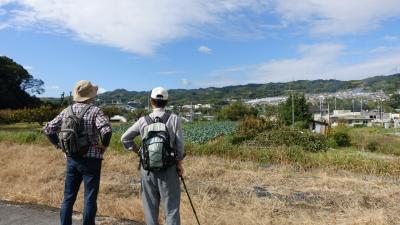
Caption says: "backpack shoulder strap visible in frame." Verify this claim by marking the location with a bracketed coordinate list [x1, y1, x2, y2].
[161, 112, 171, 124]
[144, 115, 154, 125]
[77, 104, 92, 119]
[67, 105, 76, 117]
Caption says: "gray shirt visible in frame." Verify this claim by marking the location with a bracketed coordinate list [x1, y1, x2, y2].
[121, 108, 184, 160]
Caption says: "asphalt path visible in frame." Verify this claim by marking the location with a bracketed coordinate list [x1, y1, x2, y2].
[0, 201, 142, 225]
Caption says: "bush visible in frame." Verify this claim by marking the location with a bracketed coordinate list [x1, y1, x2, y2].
[366, 140, 379, 152]
[293, 121, 309, 129]
[0, 106, 61, 125]
[236, 117, 277, 136]
[101, 106, 124, 119]
[231, 117, 278, 144]
[326, 137, 338, 149]
[216, 102, 258, 121]
[253, 127, 328, 152]
[333, 130, 351, 147]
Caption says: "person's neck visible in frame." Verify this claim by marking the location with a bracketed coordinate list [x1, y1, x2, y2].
[153, 107, 165, 112]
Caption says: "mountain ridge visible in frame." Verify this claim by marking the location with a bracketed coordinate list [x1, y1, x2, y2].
[96, 73, 400, 106]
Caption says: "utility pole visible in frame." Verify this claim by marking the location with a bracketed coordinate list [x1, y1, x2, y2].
[327, 103, 330, 124]
[286, 90, 296, 126]
[292, 94, 295, 125]
[360, 99, 363, 112]
[60, 92, 65, 105]
[191, 101, 194, 122]
[334, 96, 337, 111]
[319, 96, 323, 120]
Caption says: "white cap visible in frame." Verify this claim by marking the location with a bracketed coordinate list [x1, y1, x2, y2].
[151, 87, 168, 100]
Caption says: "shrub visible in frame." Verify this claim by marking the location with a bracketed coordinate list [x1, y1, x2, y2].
[101, 106, 124, 119]
[293, 121, 309, 129]
[333, 131, 351, 147]
[236, 116, 277, 137]
[0, 106, 61, 125]
[253, 127, 328, 152]
[216, 102, 258, 121]
[326, 137, 338, 149]
[366, 140, 379, 152]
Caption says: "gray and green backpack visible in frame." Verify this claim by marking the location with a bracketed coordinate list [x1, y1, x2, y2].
[140, 113, 176, 171]
[58, 105, 92, 158]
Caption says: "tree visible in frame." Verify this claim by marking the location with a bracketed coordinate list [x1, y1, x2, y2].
[388, 93, 400, 110]
[216, 102, 258, 121]
[279, 94, 312, 127]
[101, 106, 124, 119]
[0, 56, 44, 109]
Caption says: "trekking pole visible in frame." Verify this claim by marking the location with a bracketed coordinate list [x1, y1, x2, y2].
[180, 176, 201, 225]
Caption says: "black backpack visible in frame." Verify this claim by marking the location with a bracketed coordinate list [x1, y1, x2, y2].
[59, 104, 92, 158]
[140, 113, 176, 171]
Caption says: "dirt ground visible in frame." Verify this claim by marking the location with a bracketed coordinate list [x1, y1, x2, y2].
[0, 143, 399, 225]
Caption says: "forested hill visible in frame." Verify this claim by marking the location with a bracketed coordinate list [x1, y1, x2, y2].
[98, 73, 400, 106]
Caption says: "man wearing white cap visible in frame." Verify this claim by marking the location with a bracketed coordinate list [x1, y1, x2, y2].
[121, 87, 184, 225]
[43, 80, 112, 225]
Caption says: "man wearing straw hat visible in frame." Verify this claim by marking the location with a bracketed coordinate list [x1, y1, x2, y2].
[43, 80, 112, 225]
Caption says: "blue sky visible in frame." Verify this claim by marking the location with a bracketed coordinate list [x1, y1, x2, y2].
[1, 0, 400, 97]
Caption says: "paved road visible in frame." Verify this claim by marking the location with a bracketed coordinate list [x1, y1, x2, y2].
[0, 201, 142, 225]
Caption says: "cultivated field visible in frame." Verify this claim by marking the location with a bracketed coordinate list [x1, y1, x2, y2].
[0, 142, 399, 225]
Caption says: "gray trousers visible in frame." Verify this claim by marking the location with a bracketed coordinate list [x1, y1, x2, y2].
[140, 165, 181, 225]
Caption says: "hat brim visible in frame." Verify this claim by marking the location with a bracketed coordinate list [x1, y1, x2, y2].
[73, 85, 98, 102]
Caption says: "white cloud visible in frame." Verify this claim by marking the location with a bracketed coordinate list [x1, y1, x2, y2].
[181, 78, 191, 88]
[197, 43, 400, 87]
[98, 87, 107, 94]
[250, 44, 400, 82]
[384, 35, 399, 41]
[1, 0, 399, 55]
[198, 45, 212, 54]
[158, 70, 183, 75]
[45, 85, 59, 90]
[23, 65, 33, 71]
[275, 0, 400, 35]
[0, 0, 267, 55]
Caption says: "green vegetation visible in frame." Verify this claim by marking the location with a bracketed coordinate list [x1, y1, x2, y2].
[349, 127, 400, 156]
[113, 121, 237, 144]
[279, 93, 311, 127]
[0, 130, 46, 145]
[1, 120, 400, 176]
[183, 121, 237, 144]
[0, 106, 61, 125]
[0, 56, 44, 109]
[216, 102, 258, 121]
[331, 126, 352, 147]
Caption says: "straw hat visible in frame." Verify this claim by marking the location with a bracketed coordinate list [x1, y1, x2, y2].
[73, 80, 98, 102]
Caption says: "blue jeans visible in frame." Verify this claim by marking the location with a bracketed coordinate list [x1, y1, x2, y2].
[60, 157, 102, 225]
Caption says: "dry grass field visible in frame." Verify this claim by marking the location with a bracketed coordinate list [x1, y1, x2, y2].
[0, 142, 400, 225]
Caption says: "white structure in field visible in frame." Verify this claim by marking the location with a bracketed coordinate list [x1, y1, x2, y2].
[110, 115, 128, 123]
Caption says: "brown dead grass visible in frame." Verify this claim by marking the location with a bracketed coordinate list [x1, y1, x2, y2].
[0, 143, 399, 225]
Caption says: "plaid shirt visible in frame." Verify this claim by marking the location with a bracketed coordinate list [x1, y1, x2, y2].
[43, 103, 112, 159]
